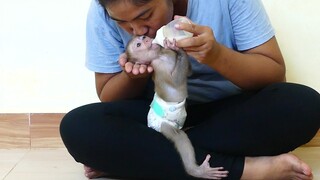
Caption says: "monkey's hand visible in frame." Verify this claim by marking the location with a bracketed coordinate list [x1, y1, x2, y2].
[163, 38, 180, 51]
[197, 154, 229, 179]
[119, 53, 153, 78]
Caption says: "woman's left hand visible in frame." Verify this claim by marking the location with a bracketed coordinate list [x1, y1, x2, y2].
[174, 16, 222, 65]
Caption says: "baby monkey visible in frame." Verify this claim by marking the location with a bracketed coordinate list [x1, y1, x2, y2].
[125, 35, 228, 179]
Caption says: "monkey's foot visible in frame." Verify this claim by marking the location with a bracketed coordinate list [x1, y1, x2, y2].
[189, 154, 229, 179]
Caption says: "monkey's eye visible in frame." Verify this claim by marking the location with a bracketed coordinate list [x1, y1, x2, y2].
[136, 43, 141, 47]
[142, 36, 146, 39]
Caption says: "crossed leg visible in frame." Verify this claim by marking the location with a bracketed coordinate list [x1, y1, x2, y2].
[84, 153, 313, 180]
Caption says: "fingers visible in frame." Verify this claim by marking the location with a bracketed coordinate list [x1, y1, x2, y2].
[119, 52, 153, 78]
[118, 53, 128, 66]
[124, 61, 134, 73]
[176, 26, 213, 49]
[173, 17, 214, 45]
[124, 61, 153, 79]
[147, 65, 154, 73]
[164, 38, 179, 51]
[204, 154, 211, 162]
[174, 19, 217, 63]
[134, 64, 149, 74]
[202, 154, 229, 179]
[174, 18, 198, 36]
[132, 63, 141, 75]
[125, 62, 147, 75]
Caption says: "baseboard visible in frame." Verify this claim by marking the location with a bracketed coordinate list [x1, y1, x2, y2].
[0, 113, 319, 148]
[0, 113, 65, 149]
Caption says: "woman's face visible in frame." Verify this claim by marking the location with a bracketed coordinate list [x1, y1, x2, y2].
[106, 0, 173, 38]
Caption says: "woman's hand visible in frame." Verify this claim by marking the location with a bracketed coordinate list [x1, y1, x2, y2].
[118, 53, 153, 79]
[174, 16, 222, 65]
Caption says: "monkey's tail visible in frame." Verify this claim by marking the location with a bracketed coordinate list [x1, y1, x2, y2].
[161, 122, 225, 179]
[160, 122, 199, 173]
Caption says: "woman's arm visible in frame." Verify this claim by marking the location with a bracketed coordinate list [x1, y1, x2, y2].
[95, 71, 149, 102]
[209, 36, 286, 90]
[176, 23, 285, 90]
[95, 54, 153, 102]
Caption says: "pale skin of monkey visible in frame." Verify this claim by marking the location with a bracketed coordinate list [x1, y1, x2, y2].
[125, 35, 228, 179]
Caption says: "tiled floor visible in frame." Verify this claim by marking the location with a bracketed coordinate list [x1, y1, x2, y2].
[0, 147, 319, 180]
[0, 149, 85, 180]
[292, 147, 320, 179]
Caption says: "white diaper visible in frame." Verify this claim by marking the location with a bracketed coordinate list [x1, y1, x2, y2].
[147, 93, 187, 132]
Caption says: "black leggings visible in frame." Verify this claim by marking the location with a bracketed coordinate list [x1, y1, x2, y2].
[60, 83, 320, 179]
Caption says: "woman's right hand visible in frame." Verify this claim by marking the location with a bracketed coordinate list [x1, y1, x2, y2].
[118, 53, 153, 79]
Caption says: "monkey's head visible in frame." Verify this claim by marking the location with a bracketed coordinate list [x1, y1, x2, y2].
[126, 35, 161, 65]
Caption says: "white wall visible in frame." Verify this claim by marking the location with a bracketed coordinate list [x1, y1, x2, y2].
[262, 0, 320, 91]
[0, 0, 99, 113]
[1, 0, 319, 113]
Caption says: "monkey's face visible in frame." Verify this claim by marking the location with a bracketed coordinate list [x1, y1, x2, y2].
[128, 36, 161, 64]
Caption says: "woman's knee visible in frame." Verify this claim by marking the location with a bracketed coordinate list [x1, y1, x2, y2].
[276, 83, 320, 145]
[60, 103, 96, 139]
[286, 83, 320, 124]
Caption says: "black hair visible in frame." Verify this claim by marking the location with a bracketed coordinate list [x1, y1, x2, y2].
[98, 0, 153, 7]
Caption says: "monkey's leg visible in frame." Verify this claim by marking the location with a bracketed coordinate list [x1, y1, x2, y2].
[160, 122, 228, 179]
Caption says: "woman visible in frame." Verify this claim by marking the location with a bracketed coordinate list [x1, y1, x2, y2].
[60, 0, 320, 179]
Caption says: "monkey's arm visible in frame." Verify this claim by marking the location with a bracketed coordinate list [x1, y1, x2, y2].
[172, 49, 191, 84]
[163, 39, 191, 86]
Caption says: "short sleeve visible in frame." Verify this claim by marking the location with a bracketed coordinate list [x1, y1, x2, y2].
[229, 0, 275, 51]
[85, 0, 124, 73]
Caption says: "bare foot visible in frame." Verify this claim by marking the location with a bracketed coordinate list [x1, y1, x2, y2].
[241, 153, 313, 180]
[84, 165, 108, 179]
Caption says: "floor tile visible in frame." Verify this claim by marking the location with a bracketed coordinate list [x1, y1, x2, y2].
[4, 148, 86, 180]
[292, 147, 320, 179]
[0, 147, 319, 180]
[0, 149, 28, 179]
